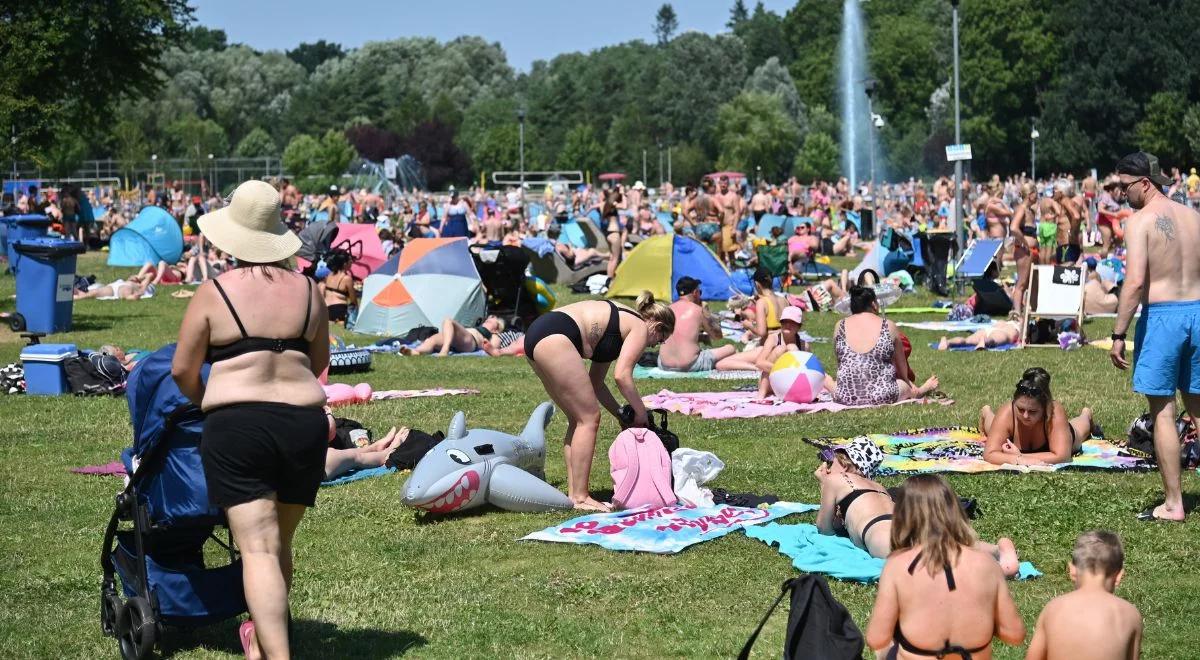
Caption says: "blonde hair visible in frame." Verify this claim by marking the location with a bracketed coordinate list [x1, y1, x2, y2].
[833, 450, 863, 475]
[1020, 182, 1036, 197]
[890, 475, 977, 576]
[1071, 530, 1124, 577]
[635, 290, 675, 336]
[726, 294, 753, 312]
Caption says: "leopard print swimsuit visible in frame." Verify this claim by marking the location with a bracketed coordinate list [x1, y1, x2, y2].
[833, 318, 899, 406]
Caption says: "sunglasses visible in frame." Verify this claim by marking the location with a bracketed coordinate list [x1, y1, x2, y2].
[818, 448, 836, 464]
[1118, 177, 1148, 194]
[1015, 383, 1043, 398]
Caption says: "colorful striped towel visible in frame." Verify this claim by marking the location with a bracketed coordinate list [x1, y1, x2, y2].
[804, 427, 1152, 474]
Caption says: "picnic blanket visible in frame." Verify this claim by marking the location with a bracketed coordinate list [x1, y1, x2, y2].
[642, 390, 953, 420]
[746, 523, 1042, 583]
[898, 320, 994, 333]
[804, 427, 1153, 475]
[371, 388, 479, 401]
[883, 307, 950, 314]
[929, 342, 1019, 352]
[634, 365, 759, 380]
[521, 501, 818, 554]
[71, 462, 398, 487]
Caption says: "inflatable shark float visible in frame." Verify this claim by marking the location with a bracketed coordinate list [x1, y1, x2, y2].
[401, 401, 573, 514]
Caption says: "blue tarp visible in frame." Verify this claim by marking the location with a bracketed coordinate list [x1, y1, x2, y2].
[107, 206, 183, 267]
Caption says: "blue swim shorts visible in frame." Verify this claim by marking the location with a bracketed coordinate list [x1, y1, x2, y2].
[1133, 299, 1200, 396]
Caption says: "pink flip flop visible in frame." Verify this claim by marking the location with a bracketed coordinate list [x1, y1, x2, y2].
[238, 620, 256, 658]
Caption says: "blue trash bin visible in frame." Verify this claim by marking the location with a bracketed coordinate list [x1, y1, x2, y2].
[12, 238, 85, 333]
[2, 214, 52, 272]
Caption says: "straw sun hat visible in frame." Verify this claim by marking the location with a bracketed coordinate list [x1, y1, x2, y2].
[197, 180, 300, 263]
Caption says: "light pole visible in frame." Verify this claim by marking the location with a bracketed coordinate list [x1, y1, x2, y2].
[208, 153, 214, 196]
[951, 0, 964, 246]
[1030, 124, 1039, 182]
[516, 109, 526, 190]
[864, 79, 879, 238]
[642, 148, 647, 184]
[151, 154, 158, 193]
[667, 145, 672, 184]
[657, 142, 664, 188]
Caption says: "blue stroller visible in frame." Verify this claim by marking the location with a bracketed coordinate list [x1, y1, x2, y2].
[100, 345, 246, 659]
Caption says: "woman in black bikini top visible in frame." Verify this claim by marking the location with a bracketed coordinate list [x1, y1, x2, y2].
[866, 475, 1026, 660]
[981, 367, 1094, 467]
[814, 437, 893, 558]
[523, 293, 674, 512]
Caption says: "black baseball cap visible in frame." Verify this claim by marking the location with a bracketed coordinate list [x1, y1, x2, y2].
[675, 276, 701, 296]
[1115, 151, 1173, 187]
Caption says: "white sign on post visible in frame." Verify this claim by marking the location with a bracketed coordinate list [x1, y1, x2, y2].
[945, 144, 973, 162]
[384, 158, 398, 179]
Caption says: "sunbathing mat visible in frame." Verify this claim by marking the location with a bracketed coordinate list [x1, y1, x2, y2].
[634, 365, 759, 380]
[642, 390, 953, 420]
[898, 320, 994, 333]
[928, 342, 1019, 352]
[71, 462, 398, 488]
[521, 502, 818, 554]
[371, 388, 479, 401]
[884, 307, 950, 314]
[746, 523, 1041, 583]
[803, 427, 1153, 475]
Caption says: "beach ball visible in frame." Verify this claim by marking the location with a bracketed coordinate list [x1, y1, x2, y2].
[768, 350, 826, 403]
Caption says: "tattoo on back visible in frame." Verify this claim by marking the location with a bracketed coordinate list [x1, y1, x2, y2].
[1155, 215, 1176, 241]
[588, 322, 603, 344]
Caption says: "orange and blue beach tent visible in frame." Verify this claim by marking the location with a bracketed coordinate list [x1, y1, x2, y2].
[352, 237, 486, 336]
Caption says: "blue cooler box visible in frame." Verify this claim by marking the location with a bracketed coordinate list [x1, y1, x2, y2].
[12, 238, 85, 333]
[20, 343, 77, 395]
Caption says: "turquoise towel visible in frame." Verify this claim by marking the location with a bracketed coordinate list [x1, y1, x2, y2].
[746, 523, 1042, 583]
[321, 465, 396, 487]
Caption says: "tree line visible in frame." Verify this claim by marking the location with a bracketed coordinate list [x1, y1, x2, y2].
[6, 0, 1200, 191]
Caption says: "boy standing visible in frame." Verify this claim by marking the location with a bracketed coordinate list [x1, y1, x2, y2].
[1026, 530, 1142, 659]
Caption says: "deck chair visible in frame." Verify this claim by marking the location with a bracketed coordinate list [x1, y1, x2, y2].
[756, 244, 790, 283]
[1020, 264, 1088, 347]
[522, 247, 608, 285]
[953, 239, 1004, 294]
[575, 218, 610, 255]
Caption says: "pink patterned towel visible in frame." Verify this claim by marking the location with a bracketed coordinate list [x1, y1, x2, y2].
[372, 388, 479, 400]
[70, 462, 127, 476]
[642, 390, 954, 419]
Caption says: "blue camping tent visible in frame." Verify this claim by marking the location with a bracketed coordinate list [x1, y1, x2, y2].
[107, 206, 184, 267]
[607, 234, 735, 301]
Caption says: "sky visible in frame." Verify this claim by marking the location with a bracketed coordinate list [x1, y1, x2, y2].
[191, 0, 797, 72]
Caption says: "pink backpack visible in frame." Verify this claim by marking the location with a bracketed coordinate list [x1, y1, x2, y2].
[609, 428, 675, 510]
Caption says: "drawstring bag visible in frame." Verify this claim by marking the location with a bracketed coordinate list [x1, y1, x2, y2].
[739, 575, 864, 660]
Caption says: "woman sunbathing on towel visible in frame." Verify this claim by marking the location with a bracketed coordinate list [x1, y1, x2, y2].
[400, 316, 507, 356]
[814, 439, 1021, 575]
[936, 319, 1021, 351]
[74, 272, 156, 300]
[323, 423, 406, 481]
[980, 367, 1094, 466]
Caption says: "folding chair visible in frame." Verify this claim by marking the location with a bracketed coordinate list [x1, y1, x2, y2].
[1020, 263, 1088, 347]
[953, 238, 1004, 294]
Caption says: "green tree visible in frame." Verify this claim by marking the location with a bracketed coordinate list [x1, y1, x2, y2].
[283, 134, 323, 177]
[734, 2, 792, 70]
[667, 142, 711, 186]
[0, 0, 191, 157]
[745, 57, 808, 136]
[1183, 106, 1200, 164]
[471, 124, 520, 175]
[318, 129, 355, 176]
[39, 132, 89, 178]
[170, 114, 228, 168]
[715, 92, 799, 180]
[110, 119, 149, 179]
[184, 26, 227, 51]
[1135, 92, 1191, 167]
[783, 0, 839, 116]
[557, 124, 605, 175]
[234, 127, 279, 158]
[808, 104, 839, 138]
[654, 4, 679, 46]
[793, 132, 839, 181]
[728, 0, 749, 29]
[286, 40, 345, 74]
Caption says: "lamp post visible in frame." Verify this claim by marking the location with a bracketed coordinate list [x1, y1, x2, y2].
[151, 154, 158, 193]
[207, 153, 214, 196]
[667, 145, 672, 184]
[1030, 125, 1040, 183]
[657, 142, 664, 188]
[951, 0, 964, 246]
[516, 109, 526, 189]
[864, 78, 880, 238]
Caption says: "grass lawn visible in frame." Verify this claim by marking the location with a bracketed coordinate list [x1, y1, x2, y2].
[1, 251, 1196, 659]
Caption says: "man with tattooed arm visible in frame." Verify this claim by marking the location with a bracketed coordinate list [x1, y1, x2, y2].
[1110, 151, 1200, 523]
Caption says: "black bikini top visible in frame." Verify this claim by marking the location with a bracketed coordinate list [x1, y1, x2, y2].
[892, 551, 989, 659]
[591, 301, 641, 363]
[207, 276, 313, 363]
[834, 487, 889, 532]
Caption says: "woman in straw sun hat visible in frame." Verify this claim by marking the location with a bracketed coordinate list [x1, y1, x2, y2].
[172, 179, 329, 659]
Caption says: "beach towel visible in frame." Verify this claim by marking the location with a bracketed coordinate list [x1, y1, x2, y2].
[929, 342, 1019, 352]
[70, 462, 127, 476]
[746, 523, 1042, 583]
[371, 388, 479, 401]
[642, 390, 953, 420]
[897, 320, 994, 333]
[883, 307, 950, 314]
[634, 365, 759, 380]
[804, 427, 1152, 475]
[72, 461, 399, 487]
[521, 501, 818, 554]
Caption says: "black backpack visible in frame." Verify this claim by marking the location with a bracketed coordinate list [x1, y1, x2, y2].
[619, 406, 679, 454]
[63, 352, 127, 396]
[739, 575, 864, 660]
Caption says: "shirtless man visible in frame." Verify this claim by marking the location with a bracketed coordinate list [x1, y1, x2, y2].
[1052, 180, 1084, 264]
[696, 180, 722, 248]
[1026, 530, 1142, 660]
[657, 277, 758, 373]
[750, 182, 771, 224]
[715, 176, 743, 265]
[1110, 151, 1200, 522]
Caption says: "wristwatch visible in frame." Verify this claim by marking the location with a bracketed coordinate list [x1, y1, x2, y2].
[1110, 333, 1127, 341]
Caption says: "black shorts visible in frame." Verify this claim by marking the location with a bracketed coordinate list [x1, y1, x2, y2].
[201, 403, 328, 508]
[327, 303, 348, 322]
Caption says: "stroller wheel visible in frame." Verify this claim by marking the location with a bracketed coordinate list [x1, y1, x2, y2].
[100, 589, 126, 637]
[118, 597, 159, 660]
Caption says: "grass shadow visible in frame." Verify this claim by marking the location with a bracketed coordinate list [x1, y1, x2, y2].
[157, 618, 426, 658]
